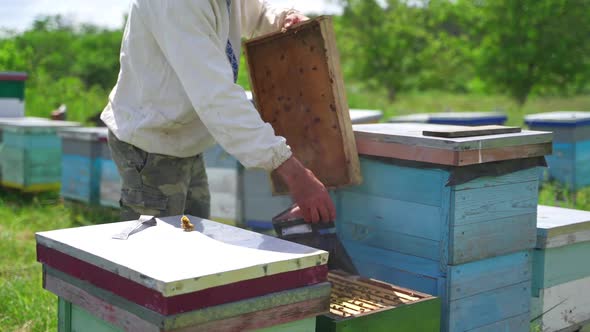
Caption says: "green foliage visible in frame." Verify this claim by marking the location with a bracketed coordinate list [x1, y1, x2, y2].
[475, 0, 590, 104]
[336, 0, 590, 103]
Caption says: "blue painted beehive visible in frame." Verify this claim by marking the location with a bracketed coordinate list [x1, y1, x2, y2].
[389, 111, 508, 126]
[98, 131, 121, 208]
[525, 111, 590, 190]
[531, 205, 590, 332]
[0, 72, 27, 118]
[59, 127, 108, 204]
[241, 109, 384, 231]
[0, 117, 80, 192]
[337, 123, 552, 332]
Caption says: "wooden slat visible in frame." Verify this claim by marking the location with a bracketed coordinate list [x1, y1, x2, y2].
[423, 125, 521, 138]
[245, 16, 361, 193]
[46, 271, 329, 332]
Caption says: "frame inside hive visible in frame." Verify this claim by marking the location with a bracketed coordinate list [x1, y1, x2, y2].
[327, 271, 432, 319]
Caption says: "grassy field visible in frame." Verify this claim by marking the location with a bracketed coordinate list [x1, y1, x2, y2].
[2, 92, 590, 331]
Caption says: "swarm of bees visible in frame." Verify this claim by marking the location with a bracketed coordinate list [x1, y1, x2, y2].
[180, 215, 194, 232]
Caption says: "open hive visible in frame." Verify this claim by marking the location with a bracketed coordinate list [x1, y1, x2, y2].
[327, 271, 427, 318]
[317, 271, 440, 331]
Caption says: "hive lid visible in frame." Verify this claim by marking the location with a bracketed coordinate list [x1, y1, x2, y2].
[350, 110, 383, 124]
[536, 205, 590, 249]
[57, 127, 108, 141]
[0, 117, 80, 129]
[36, 215, 328, 298]
[0, 72, 28, 81]
[390, 112, 506, 124]
[525, 111, 590, 127]
[354, 123, 552, 166]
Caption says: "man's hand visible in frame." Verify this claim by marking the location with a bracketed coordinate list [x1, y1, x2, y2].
[283, 13, 309, 30]
[274, 157, 336, 223]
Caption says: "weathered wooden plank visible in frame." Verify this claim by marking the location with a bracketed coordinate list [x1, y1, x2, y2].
[451, 180, 538, 226]
[356, 137, 551, 166]
[450, 214, 536, 264]
[447, 251, 531, 301]
[467, 312, 530, 332]
[532, 241, 590, 293]
[36, 216, 328, 298]
[423, 125, 521, 138]
[536, 205, 590, 249]
[49, 273, 327, 332]
[245, 16, 361, 193]
[531, 276, 590, 332]
[447, 281, 531, 332]
[345, 157, 448, 207]
[338, 191, 443, 241]
[453, 167, 541, 191]
[46, 266, 331, 330]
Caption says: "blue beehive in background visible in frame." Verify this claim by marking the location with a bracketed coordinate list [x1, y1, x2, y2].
[0, 117, 80, 192]
[389, 111, 508, 126]
[59, 127, 108, 204]
[531, 205, 590, 332]
[525, 111, 590, 190]
[336, 123, 551, 332]
[98, 131, 121, 208]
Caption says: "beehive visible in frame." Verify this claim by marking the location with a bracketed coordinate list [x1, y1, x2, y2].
[389, 111, 507, 126]
[316, 271, 440, 331]
[336, 123, 551, 331]
[525, 111, 590, 190]
[531, 205, 590, 332]
[59, 127, 108, 204]
[97, 131, 121, 208]
[0, 117, 80, 192]
[37, 215, 330, 331]
[0, 72, 27, 118]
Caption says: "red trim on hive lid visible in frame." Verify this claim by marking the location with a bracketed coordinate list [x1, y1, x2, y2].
[0, 72, 28, 81]
[36, 244, 328, 316]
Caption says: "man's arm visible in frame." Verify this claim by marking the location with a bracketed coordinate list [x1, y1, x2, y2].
[144, 0, 335, 222]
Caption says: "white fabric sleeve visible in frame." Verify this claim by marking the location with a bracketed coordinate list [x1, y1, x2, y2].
[145, 1, 292, 170]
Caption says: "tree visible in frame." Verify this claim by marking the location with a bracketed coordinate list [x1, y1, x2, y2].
[476, 0, 590, 104]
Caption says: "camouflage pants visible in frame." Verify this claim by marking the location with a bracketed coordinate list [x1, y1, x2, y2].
[108, 131, 210, 221]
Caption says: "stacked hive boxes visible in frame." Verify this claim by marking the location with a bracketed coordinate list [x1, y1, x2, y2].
[36, 215, 331, 331]
[525, 111, 590, 190]
[389, 112, 507, 126]
[0, 72, 27, 118]
[531, 205, 590, 332]
[336, 123, 551, 331]
[241, 109, 384, 231]
[0, 117, 79, 192]
[98, 130, 122, 208]
[59, 127, 108, 204]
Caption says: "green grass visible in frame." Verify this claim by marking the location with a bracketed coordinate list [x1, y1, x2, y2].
[0, 190, 118, 332]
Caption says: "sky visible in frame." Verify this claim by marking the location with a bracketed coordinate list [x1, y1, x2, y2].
[0, 0, 343, 31]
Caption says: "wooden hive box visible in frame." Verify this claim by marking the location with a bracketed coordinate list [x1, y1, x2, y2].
[531, 205, 590, 332]
[525, 111, 590, 190]
[389, 112, 507, 126]
[316, 271, 440, 332]
[97, 130, 122, 208]
[36, 215, 330, 331]
[335, 123, 552, 331]
[241, 109, 382, 232]
[0, 72, 27, 118]
[58, 127, 108, 204]
[244, 16, 361, 194]
[0, 117, 80, 192]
